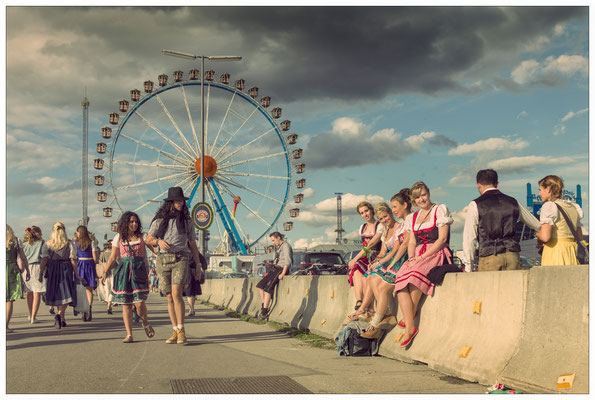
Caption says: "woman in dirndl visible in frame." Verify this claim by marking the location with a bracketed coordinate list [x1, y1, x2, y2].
[103, 211, 154, 343]
[535, 175, 584, 265]
[347, 201, 383, 317]
[394, 182, 453, 348]
[6, 225, 30, 333]
[40, 222, 82, 330]
[361, 189, 413, 338]
[22, 226, 45, 324]
[74, 225, 98, 321]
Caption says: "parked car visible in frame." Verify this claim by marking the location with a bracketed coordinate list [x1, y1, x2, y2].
[292, 251, 348, 275]
[222, 272, 249, 279]
[343, 250, 361, 263]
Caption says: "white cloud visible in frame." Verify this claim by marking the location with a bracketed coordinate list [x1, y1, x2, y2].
[510, 54, 588, 86]
[561, 108, 588, 122]
[301, 187, 315, 199]
[448, 137, 528, 156]
[516, 110, 528, 119]
[487, 155, 574, 172]
[313, 193, 385, 215]
[553, 124, 567, 136]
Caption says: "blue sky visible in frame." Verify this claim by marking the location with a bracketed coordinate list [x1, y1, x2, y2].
[5, 6, 590, 252]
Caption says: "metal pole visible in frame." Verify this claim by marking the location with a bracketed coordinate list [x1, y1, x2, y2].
[81, 94, 90, 227]
[199, 56, 206, 254]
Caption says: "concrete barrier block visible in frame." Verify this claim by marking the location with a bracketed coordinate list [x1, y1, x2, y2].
[500, 265, 588, 394]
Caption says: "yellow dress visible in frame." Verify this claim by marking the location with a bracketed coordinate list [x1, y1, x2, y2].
[541, 200, 580, 266]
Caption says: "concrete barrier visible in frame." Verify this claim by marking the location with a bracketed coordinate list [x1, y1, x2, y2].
[499, 265, 588, 393]
[197, 267, 588, 394]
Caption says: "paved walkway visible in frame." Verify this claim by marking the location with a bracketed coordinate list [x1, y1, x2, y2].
[6, 292, 486, 394]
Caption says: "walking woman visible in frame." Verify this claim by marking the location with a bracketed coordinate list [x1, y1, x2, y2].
[22, 226, 45, 324]
[146, 187, 203, 345]
[347, 201, 383, 317]
[39, 222, 82, 329]
[361, 189, 413, 338]
[7, 225, 30, 332]
[535, 175, 585, 265]
[103, 211, 154, 343]
[394, 182, 453, 348]
[97, 241, 114, 314]
[74, 225, 98, 321]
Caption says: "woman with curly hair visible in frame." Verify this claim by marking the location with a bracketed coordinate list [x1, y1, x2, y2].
[103, 211, 155, 343]
[7, 225, 30, 332]
[22, 226, 45, 324]
[145, 187, 203, 345]
[74, 225, 98, 321]
[40, 222, 82, 329]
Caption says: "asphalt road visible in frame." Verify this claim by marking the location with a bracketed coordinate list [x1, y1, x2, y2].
[5, 292, 486, 395]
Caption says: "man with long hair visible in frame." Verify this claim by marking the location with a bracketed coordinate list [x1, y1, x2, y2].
[145, 187, 203, 345]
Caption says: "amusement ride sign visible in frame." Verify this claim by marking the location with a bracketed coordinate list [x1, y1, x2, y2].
[192, 202, 214, 230]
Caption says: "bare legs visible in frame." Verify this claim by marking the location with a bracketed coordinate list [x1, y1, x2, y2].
[187, 296, 195, 316]
[6, 301, 14, 329]
[397, 283, 423, 340]
[165, 285, 185, 328]
[370, 276, 394, 321]
[122, 301, 149, 338]
[28, 292, 42, 322]
[352, 270, 365, 308]
[257, 288, 272, 309]
[85, 287, 94, 307]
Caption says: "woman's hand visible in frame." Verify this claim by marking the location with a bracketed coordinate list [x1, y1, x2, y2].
[348, 259, 356, 270]
[195, 268, 203, 281]
[157, 239, 171, 251]
[25, 270, 31, 281]
[38, 272, 44, 283]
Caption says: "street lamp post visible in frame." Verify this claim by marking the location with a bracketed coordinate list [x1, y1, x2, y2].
[162, 50, 242, 255]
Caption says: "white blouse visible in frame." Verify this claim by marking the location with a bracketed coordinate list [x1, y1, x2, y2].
[411, 204, 453, 231]
[539, 200, 583, 227]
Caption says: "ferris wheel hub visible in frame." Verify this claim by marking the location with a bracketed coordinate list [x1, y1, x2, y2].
[195, 156, 218, 177]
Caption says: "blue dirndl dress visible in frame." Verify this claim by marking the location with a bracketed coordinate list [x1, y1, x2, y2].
[44, 241, 77, 307]
[76, 241, 97, 288]
[364, 221, 409, 285]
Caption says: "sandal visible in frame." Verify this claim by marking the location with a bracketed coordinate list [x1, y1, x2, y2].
[143, 323, 155, 338]
[122, 335, 134, 343]
[354, 299, 363, 311]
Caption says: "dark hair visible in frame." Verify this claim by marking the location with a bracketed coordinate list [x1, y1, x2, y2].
[117, 211, 143, 243]
[390, 188, 412, 212]
[476, 169, 498, 186]
[269, 231, 284, 240]
[154, 200, 190, 221]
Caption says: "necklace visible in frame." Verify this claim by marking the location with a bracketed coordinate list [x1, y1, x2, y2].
[415, 204, 435, 232]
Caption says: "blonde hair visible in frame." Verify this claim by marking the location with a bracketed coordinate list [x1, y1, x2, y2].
[47, 222, 69, 251]
[373, 202, 392, 217]
[356, 201, 374, 216]
[410, 181, 430, 202]
[23, 226, 43, 245]
[538, 175, 564, 200]
[6, 225, 16, 250]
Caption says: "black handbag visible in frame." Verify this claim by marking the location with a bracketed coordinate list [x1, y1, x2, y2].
[555, 203, 589, 264]
[125, 240, 148, 284]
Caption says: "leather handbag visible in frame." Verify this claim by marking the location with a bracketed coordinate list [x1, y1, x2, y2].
[555, 203, 589, 264]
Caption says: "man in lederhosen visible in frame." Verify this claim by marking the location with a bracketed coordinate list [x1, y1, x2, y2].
[256, 232, 292, 319]
[146, 187, 203, 345]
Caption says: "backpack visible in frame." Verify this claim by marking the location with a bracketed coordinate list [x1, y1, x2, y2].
[335, 321, 382, 356]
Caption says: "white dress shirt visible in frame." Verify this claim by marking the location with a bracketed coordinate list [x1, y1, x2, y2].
[462, 187, 541, 272]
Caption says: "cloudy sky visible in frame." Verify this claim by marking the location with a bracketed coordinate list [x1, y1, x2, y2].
[5, 6, 589, 252]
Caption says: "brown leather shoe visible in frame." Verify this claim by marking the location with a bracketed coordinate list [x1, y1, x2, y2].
[165, 330, 178, 344]
[376, 315, 397, 329]
[361, 325, 383, 339]
[177, 328, 188, 345]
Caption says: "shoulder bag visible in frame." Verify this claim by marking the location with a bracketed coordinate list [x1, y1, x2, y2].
[555, 203, 589, 264]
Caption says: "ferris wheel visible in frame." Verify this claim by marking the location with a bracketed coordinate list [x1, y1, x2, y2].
[93, 67, 306, 254]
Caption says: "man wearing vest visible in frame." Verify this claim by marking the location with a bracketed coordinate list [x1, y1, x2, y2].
[462, 169, 541, 272]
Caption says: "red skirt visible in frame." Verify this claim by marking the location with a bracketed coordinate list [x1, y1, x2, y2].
[393, 245, 452, 296]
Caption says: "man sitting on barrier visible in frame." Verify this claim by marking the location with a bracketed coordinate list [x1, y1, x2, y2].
[256, 232, 293, 319]
[462, 169, 540, 272]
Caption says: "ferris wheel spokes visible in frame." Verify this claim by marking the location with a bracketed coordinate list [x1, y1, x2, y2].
[154, 94, 199, 160]
[134, 110, 196, 162]
[216, 182, 271, 228]
[115, 171, 188, 191]
[217, 171, 290, 181]
[180, 84, 201, 157]
[207, 179, 247, 254]
[218, 151, 287, 170]
[120, 133, 189, 165]
[111, 159, 187, 171]
[217, 126, 277, 165]
[132, 174, 195, 213]
[204, 83, 212, 156]
[214, 175, 283, 205]
[210, 91, 236, 156]
[211, 107, 258, 160]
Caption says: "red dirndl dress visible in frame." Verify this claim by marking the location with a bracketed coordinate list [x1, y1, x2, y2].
[348, 221, 382, 286]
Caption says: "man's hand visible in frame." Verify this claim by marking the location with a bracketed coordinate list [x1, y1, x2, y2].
[195, 268, 203, 281]
[157, 239, 171, 251]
